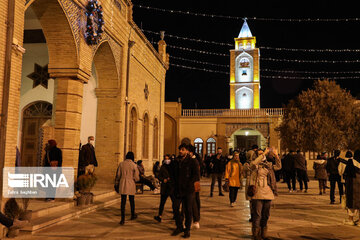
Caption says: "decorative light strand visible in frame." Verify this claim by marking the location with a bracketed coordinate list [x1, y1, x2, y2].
[135, 5, 360, 22]
[261, 68, 360, 75]
[153, 42, 360, 63]
[170, 56, 229, 67]
[170, 63, 360, 79]
[144, 29, 360, 52]
[170, 63, 229, 74]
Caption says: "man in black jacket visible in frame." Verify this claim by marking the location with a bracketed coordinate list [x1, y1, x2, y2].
[326, 150, 344, 204]
[78, 136, 98, 176]
[282, 151, 296, 192]
[210, 147, 225, 197]
[171, 143, 200, 238]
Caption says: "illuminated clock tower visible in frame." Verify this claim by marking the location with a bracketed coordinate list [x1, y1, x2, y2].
[230, 20, 260, 109]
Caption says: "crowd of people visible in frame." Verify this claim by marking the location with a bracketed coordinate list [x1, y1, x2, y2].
[114, 144, 360, 239]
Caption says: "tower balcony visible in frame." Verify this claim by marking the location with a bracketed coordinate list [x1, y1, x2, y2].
[181, 108, 283, 117]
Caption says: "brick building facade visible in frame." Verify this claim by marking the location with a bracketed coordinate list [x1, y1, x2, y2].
[0, 0, 169, 194]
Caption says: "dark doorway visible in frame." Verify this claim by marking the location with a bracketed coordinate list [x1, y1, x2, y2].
[21, 101, 52, 166]
[236, 135, 259, 150]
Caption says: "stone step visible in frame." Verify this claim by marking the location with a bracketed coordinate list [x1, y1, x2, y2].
[29, 190, 117, 219]
[21, 192, 120, 233]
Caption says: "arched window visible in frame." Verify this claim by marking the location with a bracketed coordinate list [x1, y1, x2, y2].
[194, 138, 204, 156]
[142, 113, 149, 159]
[153, 118, 159, 159]
[129, 107, 137, 156]
[206, 138, 216, 155]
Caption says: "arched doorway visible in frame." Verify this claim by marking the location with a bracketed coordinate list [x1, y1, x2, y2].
[21, 101, 52, 166]
[230, 128, 266, 151]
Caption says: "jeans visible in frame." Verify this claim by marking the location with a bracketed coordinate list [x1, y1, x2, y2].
[284, 170, 296, 190]
[0, 212, 13, 228]
[193, 192, 201, 222]
[173, 193, 194, 232]
[329, 174, 344, 202]
[296, 169, 308, 190]
[210, 173, 223, 194]
[318, 179, 327, 192]
[139, 177, 155, 190]
[158, 193, 175, 217]
[229, 187, 239, 203]
[251, 199, 271, 228]
[121, 194, 135, 221]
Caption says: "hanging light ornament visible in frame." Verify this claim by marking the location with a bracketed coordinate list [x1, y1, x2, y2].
[85, 0, 105, 45]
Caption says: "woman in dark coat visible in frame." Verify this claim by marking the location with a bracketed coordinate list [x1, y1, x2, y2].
[154, 157, 175, 222]
[344, 150, 360, 225]
[313, 155, 327, 195]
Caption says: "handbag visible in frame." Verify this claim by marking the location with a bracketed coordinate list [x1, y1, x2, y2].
[222, 181, 229, 192]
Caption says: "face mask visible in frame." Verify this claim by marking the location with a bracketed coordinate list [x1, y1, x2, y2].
[90, 140, 95, 146]
[164, 159, 171, 165]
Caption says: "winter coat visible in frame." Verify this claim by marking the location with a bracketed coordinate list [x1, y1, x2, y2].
[326, 156, 341, 178]
[225, 159, 243, 188]
[210, 154, 225, 174]
[158, 162, 174, 196]
[173, 155, 200, 197]
[338, 158, 350, 183]
[249, 154, 282, 200]
[345, 159, 360, 209]
[246, 150, 257, 162]
[114, 159, 140, 196]
[293, 153, 307, 171]
[313, 160, 327, 180]
[44, 147, 62, 167]
[79, 143, 98, 168]
[281, 153, 295, 172]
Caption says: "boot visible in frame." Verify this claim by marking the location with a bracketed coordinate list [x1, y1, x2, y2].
[252, 227, 261, 240]
[261, 227, 269, 240]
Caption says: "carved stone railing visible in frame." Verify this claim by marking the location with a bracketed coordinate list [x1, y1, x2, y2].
[181, 108, 283, 117]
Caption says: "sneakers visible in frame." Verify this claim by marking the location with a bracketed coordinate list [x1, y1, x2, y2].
[119, 220, 125, 225]
[330, 201, 335, 204]
[154, 216, 162, 222]
[130, 214, 137, 220]
[153, 188, 160, 194]
[288, 189, 293, 193]
[193, 222, 200, 229]
[9, 219, 28, 230]
[304, 190, 308, 193]
[344, 219, 356, 226]
[219, 193, 224, 196]
[230, 202, 234, 207]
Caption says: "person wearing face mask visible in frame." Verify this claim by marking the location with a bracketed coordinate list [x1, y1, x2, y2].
[78, 136, 98, 176]
[154, 154, 175, 223]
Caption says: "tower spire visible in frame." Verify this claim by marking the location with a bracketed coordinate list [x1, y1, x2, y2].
[238, 18, 252, 38]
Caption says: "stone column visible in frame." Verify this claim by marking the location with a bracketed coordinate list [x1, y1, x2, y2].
[53, 77, 84, 170]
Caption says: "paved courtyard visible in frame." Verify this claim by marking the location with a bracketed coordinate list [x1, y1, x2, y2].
[18, 179, 360, 240]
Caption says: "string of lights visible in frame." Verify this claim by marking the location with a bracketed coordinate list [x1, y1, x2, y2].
[145, 29, 360, 52]
[261, 69, 360, 75]
[170, 54, 360, 73]
[170, 56, 229, 67]
[170, 63, 229, 74]
[170, 63, 360, 79]
[135, 5, 360, 22]
[153, 42, 360, 63]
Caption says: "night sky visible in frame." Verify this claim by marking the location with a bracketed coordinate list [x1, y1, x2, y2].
[132, 0, 360, 109]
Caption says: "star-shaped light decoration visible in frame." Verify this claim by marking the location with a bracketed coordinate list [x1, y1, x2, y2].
[144, 83, 149, 100]
[27, 63, 49, 89]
